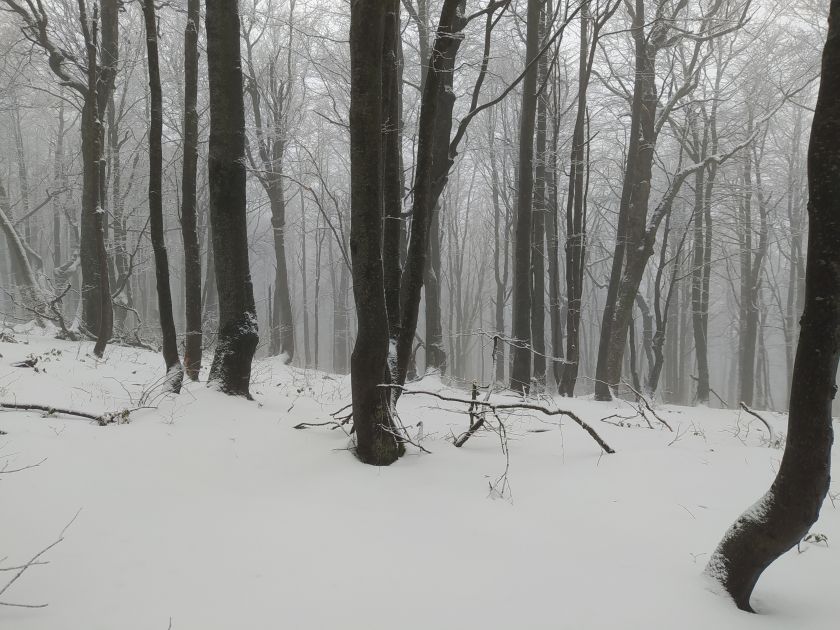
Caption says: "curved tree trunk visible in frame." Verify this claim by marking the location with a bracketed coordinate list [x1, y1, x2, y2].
[705, 3, 838, 609]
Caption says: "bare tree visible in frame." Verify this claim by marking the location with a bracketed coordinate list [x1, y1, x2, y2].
[705, 0, 838, 607]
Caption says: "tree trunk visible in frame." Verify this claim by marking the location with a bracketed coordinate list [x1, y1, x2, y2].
[383, 0, 403, 342]
[558, 1, 591, 397]
[349, 0, 403, 465]
[594, 0, 657, 400]
[0, 179, 47, 318]
[142, 0, 183, 392]
[509, 0, 541, 394]
[78, 0, 114, 357]
[394, 0, 466, 387]
[531, 4, 548, 388]
[205, 0, 259, 396]
[181, 0, 203, 380]
[705, 3, 838, 607]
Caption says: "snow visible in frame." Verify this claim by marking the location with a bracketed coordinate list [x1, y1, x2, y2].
[1, 333, 838, 629]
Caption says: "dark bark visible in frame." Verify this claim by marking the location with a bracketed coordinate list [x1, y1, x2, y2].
[78, 0, 114, 357]
[182, 0, 203, 380]
[509, 0, 541, 393]
[705, 2, 838, 608]
[394, 0, 467, 386]
[594, 0, 658, 400]
[142, 0, 183, 392]
[558, 1, 594, 396]
[205, 0, 259, 397]
[349, 0, 403, 465]
[383, 0, 404, 342]
[531, 3, 548, 388]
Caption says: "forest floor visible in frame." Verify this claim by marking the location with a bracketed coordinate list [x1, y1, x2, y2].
[1, 328, 838, 629]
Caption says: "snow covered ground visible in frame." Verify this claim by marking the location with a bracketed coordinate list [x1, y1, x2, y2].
[1, 331, 838, 629]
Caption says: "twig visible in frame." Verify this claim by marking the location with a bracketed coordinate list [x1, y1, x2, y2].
[739, 402, 775, 444]
[380, 384, 615, 454]
[0, 509, 81, 608]
[622, 381, 674, 432]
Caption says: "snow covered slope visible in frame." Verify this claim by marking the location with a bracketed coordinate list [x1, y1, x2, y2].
[1, 333, 837, 629]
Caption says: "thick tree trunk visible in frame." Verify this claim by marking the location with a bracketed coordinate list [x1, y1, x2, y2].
[181, 0, 203, 380]
[509, 0, 541, 394]
[143, 0, 183, 392]
[205, 0, 259, 396]
[705, 3, 838, 607]
[349, 0, 403, 465]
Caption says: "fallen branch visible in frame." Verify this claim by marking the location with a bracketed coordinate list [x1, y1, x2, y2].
[622, 381, 674, 432]
[739, 402, 775, 444]
[380, 384, 615, 454]
[0, 402, 134, 426]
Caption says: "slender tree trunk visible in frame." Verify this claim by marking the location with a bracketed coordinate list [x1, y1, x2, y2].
[394, 0, 466, 387]
[142, 0, 183, 391]
[205, 0, 259, 396]
[383, 0, 403, 343]
[53, 101, 65, 276]
[531, 4, 548, 388]
[559, 1, 591, 396]
[300, 192, 311, 367]
[509, 0, 541, 393]
[181, 0, 203, 380]
[706, 4, 838, 607]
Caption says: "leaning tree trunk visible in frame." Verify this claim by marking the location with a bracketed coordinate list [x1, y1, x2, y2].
[509, 0, 541, 394]
[181, 0, 203, 380]
[705, 2, 838, 609]
[0, 180, 47, 320]
[142, 0, 183, 392]
[205, 0, 259, 397]
[349, 0, 403, 465]
[393, 0, 466, 387]
[594, 0, 657, 400]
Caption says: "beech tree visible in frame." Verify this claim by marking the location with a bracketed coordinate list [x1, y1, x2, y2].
[205, 0, 259, 396]
[705, 0, 838, 608]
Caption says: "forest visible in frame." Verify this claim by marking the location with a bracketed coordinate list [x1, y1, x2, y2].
[1, 0, 839, 627]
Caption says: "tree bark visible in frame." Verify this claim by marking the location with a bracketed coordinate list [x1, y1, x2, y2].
[181, 0, 203, 380]
[142, 0, 183, 392]
[705, 2, 838, 608]
[394, 0, 467, 387]
[205, 0, 259, 397]
[349, 0, 403, 465]
[509, 0, 541, 394]
[531, 3, 549, 389]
